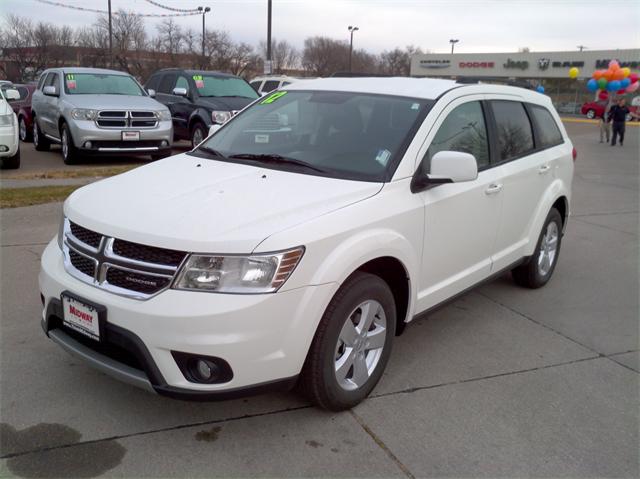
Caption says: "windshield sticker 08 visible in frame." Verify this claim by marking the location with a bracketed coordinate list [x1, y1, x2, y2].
[255, 134, 269, 143]
[260, 91, 287, 104]
[193, 75, 205, 89]
[66, 74, 77, 89]
[375, 149, 391, 167]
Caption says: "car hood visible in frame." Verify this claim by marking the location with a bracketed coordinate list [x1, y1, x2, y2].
[65, 94, 166, 111]
[65, 153, 382, 253]
[196, 96, 256, 112]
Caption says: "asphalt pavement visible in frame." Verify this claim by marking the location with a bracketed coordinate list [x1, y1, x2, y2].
[0, 122, 638, 478]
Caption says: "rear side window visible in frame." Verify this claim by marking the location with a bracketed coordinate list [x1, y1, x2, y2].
[262, 80, 280, 93]
[158, 73, 177, 94]
[424, 100, 490, 170]
[490, 100, 534, 162]
[528, 104, 563, 148]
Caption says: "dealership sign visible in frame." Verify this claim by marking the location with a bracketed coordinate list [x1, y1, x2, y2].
[419, 59, 451, 69]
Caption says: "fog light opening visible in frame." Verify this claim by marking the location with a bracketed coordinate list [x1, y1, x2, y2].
[0, 145, 8, 152]
[171, 351, 233, 384]
[160, 140, 169, 147]
[84, 141, 92, 149]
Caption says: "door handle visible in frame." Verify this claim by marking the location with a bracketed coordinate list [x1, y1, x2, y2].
[485, 183, 503, 195]
[538, 165, 551, 174]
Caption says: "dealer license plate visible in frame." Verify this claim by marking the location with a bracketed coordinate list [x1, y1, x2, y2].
[122, 131, 140, 141]
[61, 294, 101, 341]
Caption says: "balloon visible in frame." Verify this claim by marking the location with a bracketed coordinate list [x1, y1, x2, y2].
[629, 73, 639, 84]
[598, 91, 609, 100]
[617, 89, 626, 95]
[586, 78, 598, 92]
[607, 80, 621, 91]
[609, 60, 620, 70]
[569, 67, 579, 79]
[593, 70, 604, 80]
[603, 69, 614, 80]
[626, 82, 640, 93]
[614, 69, 625, 81]
[536, 85, 545, 93]
[597, 77, 608, 89]
[621, 67, 631, 78]
[620, 78, 631, 88]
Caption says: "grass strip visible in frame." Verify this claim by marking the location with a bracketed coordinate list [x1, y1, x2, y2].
[0, 185, 82, 208]
[2, 164, 141, 180]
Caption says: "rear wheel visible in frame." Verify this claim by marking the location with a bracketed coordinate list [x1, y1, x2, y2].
[33, 119, 50, 151]
[1, 147, 20, 169]
[60, 123, 79, 165]
[190, 122, 207, 149]
[512, 208, 563, 289]
[18, 116, 31, 142]
[299, 272, 396, 410]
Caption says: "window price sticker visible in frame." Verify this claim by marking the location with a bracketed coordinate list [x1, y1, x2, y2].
[193, 75, 205, 88]
[66, 74, 77, 89]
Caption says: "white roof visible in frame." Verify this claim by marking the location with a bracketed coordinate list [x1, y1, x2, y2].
[285, 77, 459, 100]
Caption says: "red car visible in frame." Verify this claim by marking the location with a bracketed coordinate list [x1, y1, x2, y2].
[581, 100, 637, 121]
[1, 83, 36, 142]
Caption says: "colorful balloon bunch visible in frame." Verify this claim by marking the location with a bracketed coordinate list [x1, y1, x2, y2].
[586, 60, 639, 95]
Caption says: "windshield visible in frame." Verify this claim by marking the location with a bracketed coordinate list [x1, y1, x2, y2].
[194, 90, 430, 181]
[64, 73, 145, 96]
[193, 74, 259, 99]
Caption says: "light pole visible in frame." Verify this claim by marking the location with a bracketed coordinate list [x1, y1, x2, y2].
[266, 0, 272, 74]
[348, 25, 359, 73]
[198, 6, 211, 67]
[108, 0, 112, 68]
[449, 39, 459, 54]
[577, 45, 587, 52]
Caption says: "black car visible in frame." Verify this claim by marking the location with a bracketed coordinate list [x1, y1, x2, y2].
[145, 69, 259, 147]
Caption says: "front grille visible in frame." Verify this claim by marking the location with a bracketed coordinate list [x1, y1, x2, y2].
[70, 221, 101, 248]
[113, 239, 186, 267]
[96, 110, 158, 129]
[69, 250, 96, 277]
[62, 219, 185, 299]
[106, 268, 172, 294]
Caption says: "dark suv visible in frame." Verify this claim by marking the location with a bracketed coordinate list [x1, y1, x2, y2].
[145, 69, 259, 147]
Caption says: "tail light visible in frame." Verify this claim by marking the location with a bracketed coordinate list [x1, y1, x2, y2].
[572, 147, 577, 162]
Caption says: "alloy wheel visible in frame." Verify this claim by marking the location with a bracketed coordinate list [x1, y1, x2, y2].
[537, 221, 559, 277]
[334, 299, 387, 391]
[19, 118, 26, 141]
[61, 128, 69, 159]
[192, 127, 204, 146]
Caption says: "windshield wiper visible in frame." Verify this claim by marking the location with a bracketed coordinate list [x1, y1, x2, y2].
[197, 145, 227, 159]
[228, 153, 326, 173]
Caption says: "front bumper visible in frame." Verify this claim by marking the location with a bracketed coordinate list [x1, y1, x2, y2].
[67, 119, 173, 154]
[0, 123, 19, 157]
[39, 239, 335, 399]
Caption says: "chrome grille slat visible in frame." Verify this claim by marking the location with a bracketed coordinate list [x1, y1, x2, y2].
[95, 110, 158, 130]
[62, 220, 187, 300]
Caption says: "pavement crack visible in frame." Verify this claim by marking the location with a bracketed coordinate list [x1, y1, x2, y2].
[1, 242, 50, 248]
[570, 217, 638, 236]
[350, 410, 415, 479]
[571, 210, 638, 218]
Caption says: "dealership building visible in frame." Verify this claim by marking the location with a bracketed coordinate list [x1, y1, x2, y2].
[410, 49, 640, 80]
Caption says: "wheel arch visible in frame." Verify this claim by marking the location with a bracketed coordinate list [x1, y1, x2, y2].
[524, 180, 571, 256]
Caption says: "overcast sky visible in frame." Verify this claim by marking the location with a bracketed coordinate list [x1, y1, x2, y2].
[1, 0, 639, 54]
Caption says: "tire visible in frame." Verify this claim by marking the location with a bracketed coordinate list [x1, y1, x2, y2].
[299, 271, 396, 411]
[60, 123, 79, 165]
[33, 118, 50, 151]
[1, 147, 20, 169]
[512, 208, 563, 289]
[190, 122, 207, 149]
[18, 116, 31, 142]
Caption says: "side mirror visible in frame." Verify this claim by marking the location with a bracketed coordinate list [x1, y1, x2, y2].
[172, 87, 188, 97]
[147, 88, 156, 98]
[4, 89, 20, 101]
[411, 151, 478, 193]
[43, 85, 58, 96]
[209, 124, 222, 136]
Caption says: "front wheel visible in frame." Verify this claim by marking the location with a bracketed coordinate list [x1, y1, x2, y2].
[190, 122, 207, 149]
[512, 208, 563, 289]
[299, 272, 396, 410]
[1, 147, 20, 169]
[61, 123, 79, 165]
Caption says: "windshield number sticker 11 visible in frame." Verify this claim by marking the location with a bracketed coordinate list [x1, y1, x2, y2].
[261, 91, 287, 105]
[66, 74, 76, 90]
[193, 75, 205, 88]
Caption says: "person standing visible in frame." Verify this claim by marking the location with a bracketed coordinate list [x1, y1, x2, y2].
[599, 99, 612, 143]
[609, 97, 638, 147]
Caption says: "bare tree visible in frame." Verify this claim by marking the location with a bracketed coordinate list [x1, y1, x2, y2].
[96, 10, 148, 77]
[302, 36, 349, 76]
[259, 38, 299, 73]
[156, 18, 183, 60]
[379, 45, 423, 76]
[0, 15, 40, 81]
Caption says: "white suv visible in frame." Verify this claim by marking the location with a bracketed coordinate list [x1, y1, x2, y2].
[39, 78, 574, 410]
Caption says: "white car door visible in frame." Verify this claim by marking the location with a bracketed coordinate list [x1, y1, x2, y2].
[414, 96, 505, 312]
[486, 99, 556, 272]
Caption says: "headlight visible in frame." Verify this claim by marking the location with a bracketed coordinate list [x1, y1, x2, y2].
[0, 113, 15, 126]
[211, 110, 232, 124]
[71, 109, 97, 120]
[156, 109, 171, 121]
[173, 247, 304, 293]
[57, 214, 66, 250]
